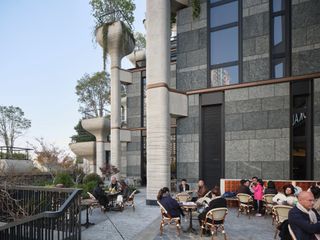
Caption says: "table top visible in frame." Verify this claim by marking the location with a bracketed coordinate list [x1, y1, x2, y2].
[105, 191, 120, 196]
[180, 201, 197, 209]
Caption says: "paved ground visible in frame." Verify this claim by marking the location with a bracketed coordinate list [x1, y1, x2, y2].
[81, 188, 277, 240]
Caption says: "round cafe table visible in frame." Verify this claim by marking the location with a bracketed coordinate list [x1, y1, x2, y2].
[180, 202, 198, 234]
[105, 191, 121, 210]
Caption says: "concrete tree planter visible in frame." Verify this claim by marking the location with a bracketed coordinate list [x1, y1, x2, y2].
[127, 49, 146, 67]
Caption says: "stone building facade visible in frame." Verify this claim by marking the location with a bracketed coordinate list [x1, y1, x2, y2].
[124, 0, 320, 192]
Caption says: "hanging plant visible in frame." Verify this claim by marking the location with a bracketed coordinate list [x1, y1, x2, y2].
[192, 0, 201, 19]
[102, 23, 110, 71]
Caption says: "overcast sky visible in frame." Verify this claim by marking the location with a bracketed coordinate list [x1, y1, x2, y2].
[0, 0, 146, 153]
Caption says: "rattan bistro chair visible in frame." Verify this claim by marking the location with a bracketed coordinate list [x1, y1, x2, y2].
[273, 205, 293, 239]
[262, 194, 275, 220]
[288, 224, 297, 240]
[236, 193, 253, 219]
[200, 207, 228, 240]
[124, 190, 137, 210]
[157, 201, 181, 236]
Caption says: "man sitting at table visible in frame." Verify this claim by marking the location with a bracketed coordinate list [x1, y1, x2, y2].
[179, 179, 190, 193]
[198, 186, 227, 235]
[93, 181, 109, 211]
[108, 176, 122, 192]
[288, 191, 320, 239]
[237, 179, 252, 195]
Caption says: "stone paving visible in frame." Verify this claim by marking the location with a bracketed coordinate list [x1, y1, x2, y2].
[81, 188, 277, 240]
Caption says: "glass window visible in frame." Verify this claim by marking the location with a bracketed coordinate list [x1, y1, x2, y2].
[210, 65, 238, 86]
[293, 95, 308, 109]
[211, 27, 238, 65]
[210, 1, 238, 28]
[272, 0, 285, 12]
[273, 60, 284, 78]
[273, 16, 284, 46]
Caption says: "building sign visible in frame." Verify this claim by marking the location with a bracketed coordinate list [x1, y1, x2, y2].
[292, 112, 306, 126]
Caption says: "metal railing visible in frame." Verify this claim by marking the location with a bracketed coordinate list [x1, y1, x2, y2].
[97, 9, 134, 31]
[0, 146, 32, 160]
[0, 185, 82, 240]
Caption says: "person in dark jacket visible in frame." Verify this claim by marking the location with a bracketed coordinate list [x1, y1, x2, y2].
[264, 181, 278, 195]
[158, 187, 184, 218]
[178, 179, 190, 193]
[288, 191, 320, 240]
[93, 181, 109, 210]
[198, 187, 227, 224]
[237, 179, 252, 195]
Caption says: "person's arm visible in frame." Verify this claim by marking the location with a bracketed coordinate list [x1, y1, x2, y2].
[289, 210, 320, 234]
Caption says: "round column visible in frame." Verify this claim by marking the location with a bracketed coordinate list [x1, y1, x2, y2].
[146, 0, 171, 204]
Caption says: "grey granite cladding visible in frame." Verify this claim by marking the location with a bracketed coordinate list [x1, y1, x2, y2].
[314, 78, 320, 179]
[225, 83, 290, 179]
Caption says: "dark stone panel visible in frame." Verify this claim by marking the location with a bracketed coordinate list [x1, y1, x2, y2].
[177, 69, 207, 91]
[186, 48, 207, 68]
[243, 111, 268, 130]
[243, 58, 270, 82]
[292, 28, 307, 48]
[307, 24, 320, 45]
[243, 12, 269, 39]
[314, 161, 320, 180]
[199, 27, 207, 49]
[225, 161, 237, 179]
[177, 117, 196, 135]
[292, 49, 320, 76]
[225, 114, 243, 131]
[314, 105, 320, 126]
[268, 109, 290, 129]
[237, 161, 262, 179]
[127, 116, 141, 128]
[177, 6, 191, 26]
[243, 38, 256, 57]
[127, 166, 140, 177]
[178, 30, 200, 53]
[127, 96, 141, 108]
[189, 106, 199, 118]
[261, 161, 285, 180]
[127, 142, 141, 151]
[292, 0, 320, 29]
[177, 52, 187, 69]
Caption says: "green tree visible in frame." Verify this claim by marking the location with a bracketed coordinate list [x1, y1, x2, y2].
[70, 120, 96, 143]
[75, 71, 111, 118]
[134, 32, 146, 50]
[0, 106, 31, 153]
[90, 0, 136, 28]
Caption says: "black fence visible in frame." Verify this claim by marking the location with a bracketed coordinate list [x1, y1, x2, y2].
[0, 185, 82, 240]
[0, 146, 32, 160]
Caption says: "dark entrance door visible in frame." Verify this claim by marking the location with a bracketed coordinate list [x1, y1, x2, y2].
[201, 105, 223, 189]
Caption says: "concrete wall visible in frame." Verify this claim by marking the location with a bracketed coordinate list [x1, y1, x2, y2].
[314, 78, 320, 179]
[176, 94, 200, 183]
[242, 0, 270, 82]
[224, 83, 290, 179]
[176, 1, 207, 91]
[292, 0, 320, 75]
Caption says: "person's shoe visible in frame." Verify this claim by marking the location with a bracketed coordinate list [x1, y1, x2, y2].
[255, 213, 262, 217]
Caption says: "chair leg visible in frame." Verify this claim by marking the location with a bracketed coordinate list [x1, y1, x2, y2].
[160, 221, 163, 236]
[176, 220, 180, 236]
[274, 229, 278, 239]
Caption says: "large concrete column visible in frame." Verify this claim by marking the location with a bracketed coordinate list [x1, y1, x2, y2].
[146, 0, 171, 204]
[96, 22, 134, 176]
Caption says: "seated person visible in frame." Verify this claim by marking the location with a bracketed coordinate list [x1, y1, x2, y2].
[120, 180, 130, 201]
[273, 184, 297, 206]
[264, 180, 278, 195]
[197, 180, 209, 198]
[108, 176, 122, 192]
[198, 186, 227, 225]
[93, 181, 109, 210]
[158, 187, 184, 218]
[178, 179, 190, 193]
[310, 186, 320, 213]
[292, 181, 302, 196]
[237, 179, 252, 195]
[288, 191, 320, 239]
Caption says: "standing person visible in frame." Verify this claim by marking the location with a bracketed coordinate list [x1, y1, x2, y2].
[93, 181, 109, 211]
[178, 179, 190, 193]
[158, 187, 185, 218]
[288, 191, 320, 239]
[252, 178, 264, 216]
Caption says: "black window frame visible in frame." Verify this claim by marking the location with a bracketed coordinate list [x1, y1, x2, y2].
[207, 0, 242, 87]
[270, 0, 291, 79]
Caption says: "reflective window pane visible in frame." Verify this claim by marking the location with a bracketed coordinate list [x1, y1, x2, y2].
[293, 95, 307, 109]
[211, 27, 238, 65]
[210, 1, 238, 28]
[273, 16, 284, 46]
[272, 0, 285, 12]
[211, 65, 238, 86]
[274, 61, 284, 78]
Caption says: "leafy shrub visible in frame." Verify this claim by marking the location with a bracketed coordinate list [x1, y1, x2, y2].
[83, 173, 101, 184]
[77, 180, 98, 199]
[53, 172, 74, 188]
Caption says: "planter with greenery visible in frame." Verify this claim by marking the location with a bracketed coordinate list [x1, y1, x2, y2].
[90, 0, 136, 70]
[127, 32, 146, 67]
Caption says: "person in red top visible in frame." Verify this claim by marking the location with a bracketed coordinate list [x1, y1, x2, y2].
[252, 178, 264, 216]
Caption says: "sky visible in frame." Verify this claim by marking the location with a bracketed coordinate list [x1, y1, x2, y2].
[0, 0, 146, 153]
